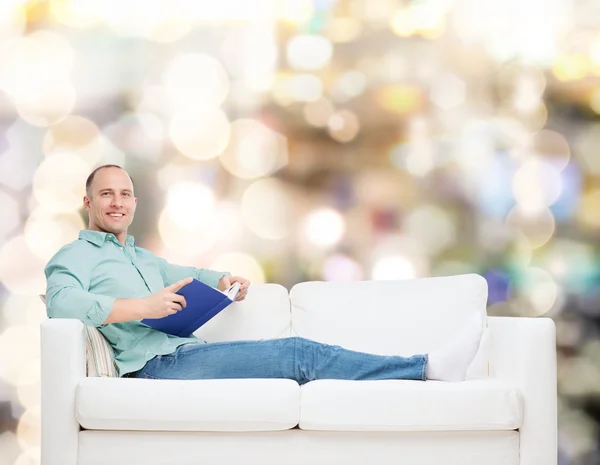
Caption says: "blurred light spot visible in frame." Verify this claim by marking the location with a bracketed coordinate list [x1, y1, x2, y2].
[590, 89, 600, 114]
[512, 158, 562, 214]
[303, 98, 335, 127]
[505, 206, 555, 249]
[404, 205, 456, 256]
[390, 5, 445, 38]
[32, 152, 90, 213]
[303, 208, 345, 248]
[24, 208, 84, 261]
[273, 73, 323, 104]
[377, 85, 424, 115]
[552, 54, 589, 81]
[156, 162, 190, 191]
[483, 269, 511, 304]
[165, 182, 215, 230]
[430, 73, 466, 110]
[0, 3, 26, 39]
[50, 0, 99, 28]
[14, 451, 40, 465]
[323, 254, 363, 281]
[0, 324, 40, 386]
[391, 116, 441, 177]
[17, 358, 40, 411]
[16, 79, 76, 127]
[327, 109, 360, 143]
[219, 119, 288, 179]
[210, 252, 265, 284]
[0, 432, 23, 465]
[512, 73, 546, 113]
[0, 190, 20, 241]
[286, 34, 333, 71]
[0, 236, 46, 294]
[372, 256, 416, 280]
[169, 106, 231, 160]
[43, 115, 103, 165]
[539, 239, 597, 294]
[278, 0, 314, 23]
[355, 169, 417, 209]
[574, 123, 600, 174]
[326, 17, 363, 43]
[164, 53, 229, 108]
[16, 405, 40, 458]
[528, 130, 570, 171]
[511, 267, 561, 316]
[577, 187, 600, 232]
[241, 178, 294, 240]
[158, 208, 216, 256]
[103, 112, 164, 162]
[331, 71, 367, 102]
[1, 293, 46, 327]
[506, 233, 534, 269]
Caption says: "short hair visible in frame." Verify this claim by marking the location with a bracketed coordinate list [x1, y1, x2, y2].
[85, 164, 135, 195]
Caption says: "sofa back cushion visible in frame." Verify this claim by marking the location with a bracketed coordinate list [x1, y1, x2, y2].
[290, 274, 488, 376]
[194, 283, 291, 342]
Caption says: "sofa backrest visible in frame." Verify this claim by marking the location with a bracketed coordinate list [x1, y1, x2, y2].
[289, 274, 488, 359]
[194, 283, 292, 342]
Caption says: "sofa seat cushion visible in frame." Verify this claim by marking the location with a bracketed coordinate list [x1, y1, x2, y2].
[299, 379, 523, 432]
[76, 378, 300, 432]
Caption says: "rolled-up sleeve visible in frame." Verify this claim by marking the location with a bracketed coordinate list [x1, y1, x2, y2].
[154, 256, 230, 289]
[44, 245, 116, 327]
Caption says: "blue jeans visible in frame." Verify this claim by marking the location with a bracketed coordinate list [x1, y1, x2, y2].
[134, 337, 428, 383]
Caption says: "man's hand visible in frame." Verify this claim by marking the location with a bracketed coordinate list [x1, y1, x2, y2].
[141, 277, 192, 319]
[218, 275, 250, 302]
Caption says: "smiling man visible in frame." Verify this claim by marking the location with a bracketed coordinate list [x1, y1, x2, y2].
[44, 164, 483, 383]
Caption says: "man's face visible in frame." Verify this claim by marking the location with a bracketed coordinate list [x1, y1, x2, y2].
[83, 167, 137, 236]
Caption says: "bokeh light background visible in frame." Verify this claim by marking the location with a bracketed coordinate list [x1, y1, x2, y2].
[0, 0, 599, 463]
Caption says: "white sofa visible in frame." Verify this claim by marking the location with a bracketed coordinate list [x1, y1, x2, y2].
[41, 274, 557, 465]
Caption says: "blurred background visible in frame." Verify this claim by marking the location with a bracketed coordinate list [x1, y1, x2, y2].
[0, 0, 599, 463]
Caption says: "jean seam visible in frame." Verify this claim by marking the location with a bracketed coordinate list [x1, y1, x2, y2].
[421, 354, 428, 381]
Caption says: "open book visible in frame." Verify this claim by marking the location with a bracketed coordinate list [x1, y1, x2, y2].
[141, 279, 241, 337]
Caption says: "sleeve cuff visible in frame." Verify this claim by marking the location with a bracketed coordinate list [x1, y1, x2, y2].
[86, 294, 116, 326]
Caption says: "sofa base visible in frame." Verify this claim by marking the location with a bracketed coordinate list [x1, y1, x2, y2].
[78, 429, 519, 465]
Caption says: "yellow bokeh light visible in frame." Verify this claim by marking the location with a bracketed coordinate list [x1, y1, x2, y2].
[210, 252, 265, 284]
[505, 206, 556, 249]
[164, 53, 229, 108]
[169, 106, 231, 160]
[15, 78, 76, 127]
[24, 207, 85, 261]
[325, 17, 363, 43]
[241, 178, 294, 240]
[278, 0, 314, 23]
[50, 0, 99, 28]
[32, 152, 90, 213]
[42, 115, 104, 165]
[0, 236, 47, 294]
[377, 85, 424, 115]
[511, 267, 560, 317]
[219, 119, 288, 179]
[552, 54, 589, 81]
[576, 187, 600, 232]
[589, 89, 600, 114]
[303, 208, 346, 248]
[273, 73, 324, 104]
[0, 3, 26, 39]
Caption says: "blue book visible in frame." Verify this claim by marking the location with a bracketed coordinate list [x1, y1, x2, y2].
[141, 279, 240, 337]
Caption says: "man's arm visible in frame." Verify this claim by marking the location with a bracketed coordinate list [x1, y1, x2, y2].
[45, 245, 190, 325]
[153, 255, 230, 289]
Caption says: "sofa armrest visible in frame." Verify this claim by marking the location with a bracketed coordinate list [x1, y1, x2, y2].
[488, 316, 557, 465]
[41, 319, 86, 465]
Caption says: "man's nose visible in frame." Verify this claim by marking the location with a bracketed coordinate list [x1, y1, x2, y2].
[111, 196, 123, 207]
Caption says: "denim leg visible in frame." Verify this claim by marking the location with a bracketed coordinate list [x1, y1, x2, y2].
[136, 337, 427, 383]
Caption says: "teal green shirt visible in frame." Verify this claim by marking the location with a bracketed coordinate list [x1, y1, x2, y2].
[44, 230, 229, 377]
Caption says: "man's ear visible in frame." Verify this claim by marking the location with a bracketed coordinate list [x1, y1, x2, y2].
[83, 195, 91, 211]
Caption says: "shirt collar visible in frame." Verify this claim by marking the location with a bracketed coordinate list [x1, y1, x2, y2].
[79, 230, 136, 248]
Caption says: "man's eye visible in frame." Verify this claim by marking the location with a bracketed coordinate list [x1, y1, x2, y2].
[101, 192, 109, 196]
[123, 193, 130, 197]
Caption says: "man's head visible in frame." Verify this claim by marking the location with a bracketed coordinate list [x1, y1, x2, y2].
[84, 165, 137, 240]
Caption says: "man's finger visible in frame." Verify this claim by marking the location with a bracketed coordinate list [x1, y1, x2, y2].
[167, 277, 193, 292]
[168, 293, 187, 308]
